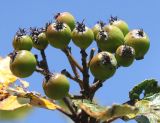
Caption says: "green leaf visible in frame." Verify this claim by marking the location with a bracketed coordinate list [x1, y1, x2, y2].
[73, 99, 138, 122]
[135, 93, 160, 123]
[129, 79, 160, 100]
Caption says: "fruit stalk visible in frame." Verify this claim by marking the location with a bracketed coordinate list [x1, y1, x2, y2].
[40, 49, 49, 71]
[62, 48, 83, 75]
[88, 48, 96, 66]
[80, 49, 90, 98]
[61, 69, 83, 89]
[90, 80, 103, 99]
[62, 97, 77, 117]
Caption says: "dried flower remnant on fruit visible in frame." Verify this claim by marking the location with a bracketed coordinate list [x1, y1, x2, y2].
[30, 27, 44, 44]
[100, 52, 117, 67]
[54, 13, 61, 19]
[101, 53, 111, 64]
[109, 16, 118, 24]
[131, 29, 145, 39]
[137, 29, 144, 37]
[30, 27, 48, 50]
[98, 30, 108, 40]
[121, 45, 135, 57]
[45, 21, 52, 31]
[97, 20, 106, 30]
[15, 28, 27, 41]
[54, 22, 66, 31]
[76, 20, 86, 32]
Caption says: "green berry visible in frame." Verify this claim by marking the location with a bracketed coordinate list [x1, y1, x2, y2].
[115, 45, 135, 67]
[10, 50, 37, 78]
[43, 73, 70, 100]
[90, 51, 117, 80]
[124, 29, 150, 60]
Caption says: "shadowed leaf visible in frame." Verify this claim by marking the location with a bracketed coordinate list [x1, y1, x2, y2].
[73, 99, 138, 122]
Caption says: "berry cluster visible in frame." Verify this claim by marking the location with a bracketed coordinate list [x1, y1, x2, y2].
[9, 12, 150, 100]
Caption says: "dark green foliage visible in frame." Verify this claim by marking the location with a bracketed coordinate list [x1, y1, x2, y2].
[129, 79, 160, 100]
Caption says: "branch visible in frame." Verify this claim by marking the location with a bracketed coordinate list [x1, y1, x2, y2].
[40, 49, 49, 71]
[35, 67, 46, 76]
[90, 80, 104, 99]
[61, 69, 83, 89]
[62, 97, 77, 117]
[80, 49, 90, 98]
[62, 48, 83, 74]
[57, 106, 75, 121]
[88, 48, 96, 66]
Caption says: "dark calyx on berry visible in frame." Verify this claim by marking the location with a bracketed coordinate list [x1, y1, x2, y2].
[99, 30, 108, 40]
[97, 20, 105, 29]
[45, 21, 52, 31]
[76, 20, 86, 32]
[101, 53, 111, 64]
[54, 13, 61, 19]
[109, 16, 118, 23]
[30, 27, 44, 44]
[54, 21, 65, 31]
[16, 28, 27, 41]
[121, 45, 134, 57]
[137, 29, 144, 37]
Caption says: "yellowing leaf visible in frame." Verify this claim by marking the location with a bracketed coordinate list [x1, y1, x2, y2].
[0, 95, 30, 110]
[0, 89, 32, 120]
[0, 56, 17, 85]
[26, 93, 59, 110]
[6, 86, 59, 111]
[0, 83, 2, 89]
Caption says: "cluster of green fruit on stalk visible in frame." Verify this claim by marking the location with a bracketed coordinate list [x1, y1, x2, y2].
[9, 12, 150, 100]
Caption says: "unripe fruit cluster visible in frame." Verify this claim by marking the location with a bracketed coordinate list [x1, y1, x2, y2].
[90, 16, 150, 80]
[9, 12, 150, 99]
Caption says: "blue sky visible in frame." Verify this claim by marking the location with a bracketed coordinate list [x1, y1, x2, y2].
[0, 0, 160, 123]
